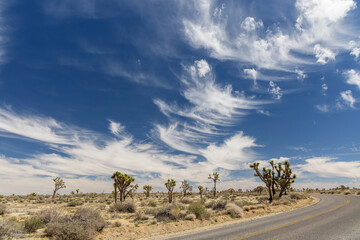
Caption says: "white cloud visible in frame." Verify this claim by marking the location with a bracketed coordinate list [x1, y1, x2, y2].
[257, 109, 270, 116]
[241, 17, 263, 32]
[244, 68, 258, 87]
[0, 106, 93, 145]
[315, 104, 330, 112]
[296, 157, 360, 178]
[350, 47, 360, 59]
[295, 68, 307, 81]
[182, 0, 356, 73]
[339, 90, 356, 108]
[195, 59, 211, 77]
[313, 44, 336, 64]
[199, 132, 258, 169]
[343, 69, 360, 89]
[321, 83, 328, 95]
[108, 120, 125, 137]
[268, 81, 282, 100]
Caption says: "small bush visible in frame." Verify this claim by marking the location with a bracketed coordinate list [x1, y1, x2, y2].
[204, 200, 215, 209]
[357, 191, 360, 195]
[135, 212, 150, 221]
[45, 207, 105, 240]
[0, 218, 23, 239]
[185, 213, 196, 221]
[155, 205, 181, 221]
[344, 190, 351, 195]
[180, 198, 193, 204]
[225, 203, 243, 218]
[37, 208, 61, 224]
[0, 205, 6, 216]
[46, 217, 95, 240]
[24, 216, 44, 233]
[109, 202, 136, 213]
[73, 207, 105, 232]
[187, 202, 209, 220]
[148, 201, 157, 207]
[290, 193, 305, 200]
[212, 200, 227, 210]
[67, 200, 83, 207]
[243, 205, 256, 211]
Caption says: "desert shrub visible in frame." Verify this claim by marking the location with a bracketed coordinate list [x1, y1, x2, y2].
[37, 208, 61, 224]
[148, 201, 157, 207]
[73, 207, 105, 232]
[212, 200, 227, 210]
[234, 200, 255, 207]
[357, 191, 360, 195]
[243, 205, 256, 211]
[280, 199, 291, 205]
[185, 213, 196, 221]
[45, 216, 95, 240]
[155, 204, 182, 221]
[0, 205, 6, 216]
[255, 204, 267, 209]
[344, 190, 351, 195]
[45, 208, 105, 240]
[67, 200, 83, 207]
[187, 202, 209, 220]
[135, 211, 150, 221]
[24, 216, 44, 233]
[225, 203, 243, 218]
[204, 200, 215, 208]
[0, 218, 23, 239]
[109, 202, 136, 213]
[180, 198, 193, 204]
[290, 193, 306, 200]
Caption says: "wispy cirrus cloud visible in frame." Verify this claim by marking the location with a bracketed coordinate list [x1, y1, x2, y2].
[182, 0, 357, 72]
[296, 157, 360, 178]
[153, 60, 265, 154]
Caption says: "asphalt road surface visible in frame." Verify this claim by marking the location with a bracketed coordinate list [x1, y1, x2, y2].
[161, 194, 360, 240]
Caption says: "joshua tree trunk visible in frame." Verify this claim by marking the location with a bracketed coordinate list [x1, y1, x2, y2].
[213, 181, 217, 198]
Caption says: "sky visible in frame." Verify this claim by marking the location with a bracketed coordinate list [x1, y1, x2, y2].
[1, 0, 360, 194]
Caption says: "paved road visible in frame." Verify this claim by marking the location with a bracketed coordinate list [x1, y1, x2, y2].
[161, 194, 360, 240]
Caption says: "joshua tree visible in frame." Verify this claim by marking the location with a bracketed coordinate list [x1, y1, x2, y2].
[208, 172, 220, 198]
[250, 163, 274, 203]
[165, 179, 176, 203]
[180, 180, 193, 197]
[198, 185, 204, 199]
[255, 186, 265, 195]
[143, 185, 153, 198]
[76, 189, 79, 195]
[277, 161, 296, 197]
[111, 171, 138, 202]
[52, 177, 66, 199]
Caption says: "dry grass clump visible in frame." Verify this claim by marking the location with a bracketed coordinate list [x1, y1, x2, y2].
[24, 216, 44, 233]
[0, 205, 6, 216]
[204, 200, 215, 209]
[243, 205, 256, 211]
[155, 204, 183, 221]
[212, 200, 227, 210]
[184, 213, 196, 221]
[109, 202, 136, 213]
[187, 202, 209, 220]
[148, 201, 157, 207]
[225, 203, 243, 218]
[135, 211, 150, 221]
[0, 218, 24, 239]
[180, 198, 193, 204]
[37, 208, 62, 224]
[45, 207, 105, 240]
[67, 200, 84, 207]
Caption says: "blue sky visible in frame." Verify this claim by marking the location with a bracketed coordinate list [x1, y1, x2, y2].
[1, 0, 360, 194]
